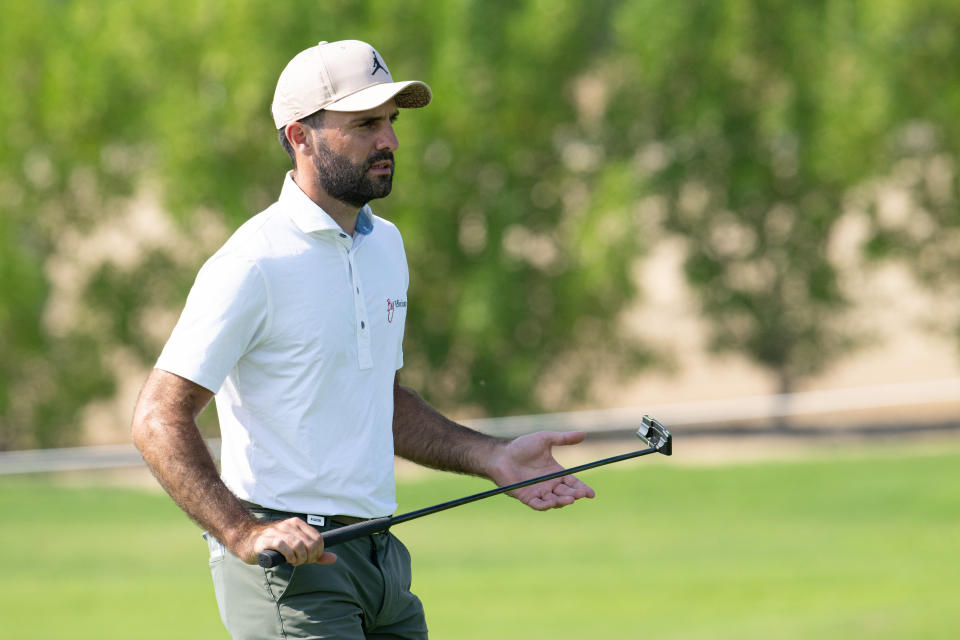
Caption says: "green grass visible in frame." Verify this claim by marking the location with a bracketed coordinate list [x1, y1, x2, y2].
[1, 443, 957, 638]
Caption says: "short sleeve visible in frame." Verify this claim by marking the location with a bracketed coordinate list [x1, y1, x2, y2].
[156, 253, 270, 393]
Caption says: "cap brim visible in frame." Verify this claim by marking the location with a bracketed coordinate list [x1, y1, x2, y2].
[324, 80, 432, 112]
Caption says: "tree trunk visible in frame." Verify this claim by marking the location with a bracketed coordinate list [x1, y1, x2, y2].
[772, 368, 792, 431]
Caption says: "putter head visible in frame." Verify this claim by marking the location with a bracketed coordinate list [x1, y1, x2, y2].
[637, 415, 672, 456]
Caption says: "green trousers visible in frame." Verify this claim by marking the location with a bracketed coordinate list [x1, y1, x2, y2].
[204, 507, 428, 639]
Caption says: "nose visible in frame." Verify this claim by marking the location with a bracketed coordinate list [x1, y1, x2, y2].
[377, 121, 399, 152]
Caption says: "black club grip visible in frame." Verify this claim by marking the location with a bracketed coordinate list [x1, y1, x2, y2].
[322, 517, 392, 546]
[257, 549, 285, 568]
[257, 517, 393, 568]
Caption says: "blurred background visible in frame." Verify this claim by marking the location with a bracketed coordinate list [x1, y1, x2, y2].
[1, 2, 958, 638]
[0, 0, 957, 451]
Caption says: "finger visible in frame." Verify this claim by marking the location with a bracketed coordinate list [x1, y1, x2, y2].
[552, 486, 575, 498]
[541, 492, 575, 509]
[546, 475, 594, 500]
[272, 536, 337, 565]
[287, 538, 311, 566]
[562, 475, 596, 499]
[548, 430, 587, 446]
[270, 539, 303, 566]
[289, 518, 335, 565]
[267, 518, 326, 566]
[552, 482, 578, 497]
[521, 483, 576, 510]
[524, 495, 555, 511]
[512, 483, 552, 511]
[532, 479, 590, 508]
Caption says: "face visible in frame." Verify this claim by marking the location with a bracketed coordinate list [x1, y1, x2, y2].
[307, 100, 400, 209]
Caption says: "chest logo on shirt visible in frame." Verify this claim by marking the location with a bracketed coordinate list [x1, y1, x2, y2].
[387, 298, 407, 323]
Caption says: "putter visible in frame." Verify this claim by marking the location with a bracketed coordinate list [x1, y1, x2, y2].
[258, 415, 671, 568]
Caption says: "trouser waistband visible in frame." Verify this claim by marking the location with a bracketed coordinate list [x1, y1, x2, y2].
[239, 500, 377, 527]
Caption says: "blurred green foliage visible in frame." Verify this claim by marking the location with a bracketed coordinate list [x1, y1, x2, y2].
[0, 1, 957, 448]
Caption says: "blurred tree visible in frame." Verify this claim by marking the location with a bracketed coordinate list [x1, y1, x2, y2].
[601, 0, 901, 415]
[3, 0, 958, 448]
[388, 0, 653, 415]
[857, 0, 960, 353]
[0, 0, 651, 448]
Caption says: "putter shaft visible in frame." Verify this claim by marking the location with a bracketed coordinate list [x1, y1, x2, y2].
[258, 447, 655, 568]
[258, 417, 671, 568]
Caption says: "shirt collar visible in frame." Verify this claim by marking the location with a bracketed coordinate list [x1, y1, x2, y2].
[280, 171, 375, 237]
[355, 208, 374, 235]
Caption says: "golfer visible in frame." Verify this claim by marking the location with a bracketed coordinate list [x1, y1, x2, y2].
[132, 39, 595, 639]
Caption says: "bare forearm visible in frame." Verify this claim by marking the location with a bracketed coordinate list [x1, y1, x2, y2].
[134, 416, 255, 548]
[132, 371, 256, 550]
[392, 380, 597, 510]
[392, 381, 507, 478]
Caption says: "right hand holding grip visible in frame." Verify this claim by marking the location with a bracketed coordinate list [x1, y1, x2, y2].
[257, 516, 393, 568]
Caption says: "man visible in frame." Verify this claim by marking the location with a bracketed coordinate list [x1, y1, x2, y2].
[132, 39, 595, 639]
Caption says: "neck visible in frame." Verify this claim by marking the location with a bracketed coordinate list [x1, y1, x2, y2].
[292, 169, 361, 236]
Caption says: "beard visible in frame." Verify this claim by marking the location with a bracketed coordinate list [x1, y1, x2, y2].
[311, 141, 394, 209]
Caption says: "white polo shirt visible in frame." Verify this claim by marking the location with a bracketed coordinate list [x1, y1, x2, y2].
[156, 172, 409, 517]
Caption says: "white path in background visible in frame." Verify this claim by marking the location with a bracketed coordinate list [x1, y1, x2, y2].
[469, 377, 960, 435]
[1, 378, 958, 475]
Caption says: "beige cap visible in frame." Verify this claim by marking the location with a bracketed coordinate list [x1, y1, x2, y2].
[271, 39, 432, 129]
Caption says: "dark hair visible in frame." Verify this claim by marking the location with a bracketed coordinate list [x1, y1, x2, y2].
[278, 110, 326, 168]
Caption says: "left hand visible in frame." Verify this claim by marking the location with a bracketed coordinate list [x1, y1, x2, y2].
[489, 431, 596, 510]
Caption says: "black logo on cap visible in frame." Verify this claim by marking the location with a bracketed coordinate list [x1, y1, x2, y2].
[371, 51, 387, 77]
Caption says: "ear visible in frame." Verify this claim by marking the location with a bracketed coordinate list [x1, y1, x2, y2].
[285, 122, 311, 154]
